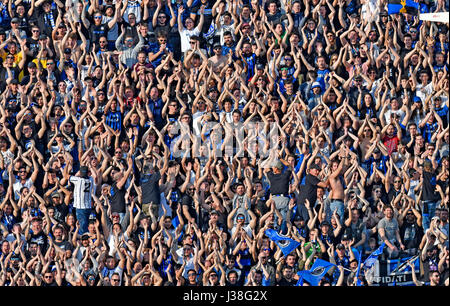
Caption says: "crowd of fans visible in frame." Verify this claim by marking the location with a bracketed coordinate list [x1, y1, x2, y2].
[0, 0, 448, 287]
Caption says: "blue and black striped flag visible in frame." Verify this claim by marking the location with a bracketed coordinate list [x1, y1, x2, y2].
[388, 0, 419, 15]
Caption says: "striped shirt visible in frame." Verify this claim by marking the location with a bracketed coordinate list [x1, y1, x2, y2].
[69, 176, 95, 209]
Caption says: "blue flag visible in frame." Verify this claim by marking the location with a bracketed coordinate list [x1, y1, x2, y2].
[388, 0, 419, 15]
[265, 229, 300, 256]
[172, 215, 180, 228]
[363, 243, 385, 270]
[296, 259, 336, 286]
[355, 251, 363, 286]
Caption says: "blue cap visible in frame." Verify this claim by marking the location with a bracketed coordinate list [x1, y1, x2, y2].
[312, 82, 321, 89]
[413, 96, 421, 103]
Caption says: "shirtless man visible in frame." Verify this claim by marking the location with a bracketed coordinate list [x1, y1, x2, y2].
[208, 42, 228, 74]
[358, 116, 377, 159]
[327, 158, 345, 223]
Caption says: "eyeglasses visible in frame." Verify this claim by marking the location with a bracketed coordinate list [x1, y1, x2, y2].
[6, 56, 14, 59]
[115, 151, 122, 154]
[190, 41, 196, 44]
[209, 274, 218, 277]
[94, 16, 102, 19]
[111, 278, 120, 282]
[125, 39, 134, 42]
[409, 30, 417, 33]
[158, 16, 166, 18]
[32, 30, 40, 33]
[394, 180, 402, 183]
[188, 273, 196, 276]
[44, 275, 53, 279]
[169, 104, 177, 107]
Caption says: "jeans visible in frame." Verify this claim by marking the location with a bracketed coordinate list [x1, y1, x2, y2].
[76, 208, 92, 235]
[422, 201, 437, 232]
[329, 200, 345, 224]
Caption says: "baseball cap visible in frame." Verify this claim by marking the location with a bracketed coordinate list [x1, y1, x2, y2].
[380, 10, 388, 16]
[210, 210, 219, 216]
[51, 191, 60, 198]
[310, 163, 321, 171]
[320, 221, 330, 227]
[256, 63, 264, 70]
[311, 82, 321, 89]
[413, 96, 421, 103]
[293, 215, 304, 222]
[81, 234, 90, 240]
[342, 233, 351, 240]
[64, 48, 72, 54]
[39, 34, 47, 40]
[27, 62, 37, 68]
[242, 23, 250, 28]
[213, 42, 222, 49]
[11, 17, 20, 23]
[373, 147, 381, 154]
[10, 79, 18, 85]
[336, 243, 345, 250]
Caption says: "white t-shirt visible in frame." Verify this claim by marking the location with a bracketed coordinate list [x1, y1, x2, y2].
[415, 83, 433, 104]
[69, 176, 95, 209]
[13, 178, 33, 201]
[123, 0, 142, 24]
[193, 110, 206, 136]
[180, 28, 200, 53]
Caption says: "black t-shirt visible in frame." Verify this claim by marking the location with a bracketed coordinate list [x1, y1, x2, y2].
[110, 182, 126, 213]
[298, 174, 320, 205]
[28, 231, 48, 253]
[140, 171, 161, 205]
[0, 67, 21, 91]
[399, 220, 423, 250]
[277, 277, 297, 286]
[181, 194, 196, 223]
[267, 170, 292, 195]
[26, 38, 40, 57]
[89, 23, 111, 43]
[54, 240, 73, 252]
[422, 170, 440, 202]
[387, 187, 402, 204]
[53, 203, 69, 224]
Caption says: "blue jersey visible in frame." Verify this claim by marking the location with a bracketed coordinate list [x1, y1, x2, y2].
[105, 110, 122, 131]
[243, 53, 257, 81]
